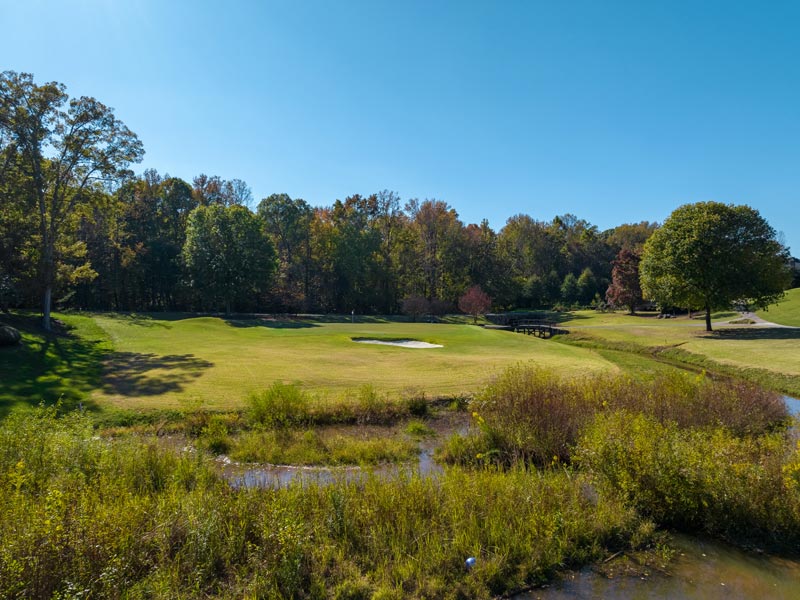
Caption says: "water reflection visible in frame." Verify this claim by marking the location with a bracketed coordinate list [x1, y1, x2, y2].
[524, 535, 800, 599]
[225, 448, 443, 489]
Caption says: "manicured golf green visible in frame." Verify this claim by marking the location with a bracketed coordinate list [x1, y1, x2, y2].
[92, 314, 617, 410]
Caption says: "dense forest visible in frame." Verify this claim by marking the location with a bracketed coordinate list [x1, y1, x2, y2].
[2, 160, 660, 315]
[0, 70, 725, 318]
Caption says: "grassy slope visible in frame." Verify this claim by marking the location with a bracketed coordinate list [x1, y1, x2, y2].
[91, 314, 617, 410]
[0, 313, 110, 417]
[757, 287, 800, 326]
[560, 310, 800, 394]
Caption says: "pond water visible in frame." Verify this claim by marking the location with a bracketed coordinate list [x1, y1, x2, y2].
[524, 535, 800, 600]
[221, 411, 463, 489]
[219, 397, 800, 597]
[224, 447, 442, 489]
[784, 395, 800, 416]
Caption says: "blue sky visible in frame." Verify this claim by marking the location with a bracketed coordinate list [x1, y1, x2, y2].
[2, 0, 798, 252]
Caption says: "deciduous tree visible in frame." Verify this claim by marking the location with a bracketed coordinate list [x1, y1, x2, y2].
[183, 205, 276, 313]
[401, 295, 429, 322]
[458, 285, 492, 324]
[606, 248, 643, 314]
[0, 71, 143, 329]
[640, 202, 791, 331]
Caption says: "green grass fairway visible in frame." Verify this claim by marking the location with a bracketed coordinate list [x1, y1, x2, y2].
[757, 288, 800, 326]
[91, 314, 617, 411]
[560, 309, 800, 392]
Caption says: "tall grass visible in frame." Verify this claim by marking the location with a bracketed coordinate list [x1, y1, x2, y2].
[229, 429, 419, 466]
[246, 383, 431, 429]
[440, 366, 787, 467]
[0, 406, 651, 599]
[575, 411, 800, 550]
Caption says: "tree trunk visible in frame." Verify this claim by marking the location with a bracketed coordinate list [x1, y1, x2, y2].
[43, 285, 52, 331]
[705, 304, 712, 332]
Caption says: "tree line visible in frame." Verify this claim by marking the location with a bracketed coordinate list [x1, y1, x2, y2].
[2, 71, 793, 328]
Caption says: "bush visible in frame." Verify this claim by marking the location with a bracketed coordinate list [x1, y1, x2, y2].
[247, 382, 311, 428]
[575, 411, 800, 549]
[440, 367, 788, 467]
[405, 393, 429, 417]
[199, 415, 231, 454]
[0, 407, 652, 599]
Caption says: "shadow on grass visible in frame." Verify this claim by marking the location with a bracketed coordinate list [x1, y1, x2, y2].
[299, 314, 397, 324]
[102, 352, 214, 396]
[705, 328, 800, 341]
[0, 318, 104, 418]
[106, 313, 173, 328]
[224, 318, 319, 329]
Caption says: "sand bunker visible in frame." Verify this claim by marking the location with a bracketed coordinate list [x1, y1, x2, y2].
[353, 338, 443, 349]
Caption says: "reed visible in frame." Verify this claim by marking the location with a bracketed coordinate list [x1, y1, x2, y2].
[0, 405, 649, 599]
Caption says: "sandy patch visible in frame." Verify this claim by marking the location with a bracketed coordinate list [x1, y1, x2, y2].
[353, 338, 443, 349]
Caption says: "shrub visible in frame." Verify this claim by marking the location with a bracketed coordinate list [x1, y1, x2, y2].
[352, 385, 404, 425]
[441, 366, 788, 467]
[199, 415, 231, 454]
[471, 366, 597, 465]
[575, 411, 800, 549]
[405, 393, 429, 417]
[248, 382, 311, 428]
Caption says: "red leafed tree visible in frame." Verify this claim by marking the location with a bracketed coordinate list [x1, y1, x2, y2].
[606, 248, 643, 314]
[401, 295, 430, 322]
[458, 285, 492, 323]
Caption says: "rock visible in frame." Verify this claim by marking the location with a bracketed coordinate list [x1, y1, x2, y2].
[0, 325, 21, 346]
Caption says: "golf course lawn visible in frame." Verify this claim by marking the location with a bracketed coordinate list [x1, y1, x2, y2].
[757, 287, 800, 327]
[563, 308, 800, 383]
[91, 314, 618, 411]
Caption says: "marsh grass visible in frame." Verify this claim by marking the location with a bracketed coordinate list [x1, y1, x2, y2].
[229, 428, 419, 466]
[405, 419, 435, 437]
[246, 383, 428, 429]
[0, 406, 651, 599]
[440, 367, 787, 467]
[575, 411, 800, 551]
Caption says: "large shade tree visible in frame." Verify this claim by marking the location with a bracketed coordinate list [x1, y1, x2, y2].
[183, 204, 276, 314]
[0, 71, 143, 329]
[257, 193, 314, 311]
[640, 202, 791, 331]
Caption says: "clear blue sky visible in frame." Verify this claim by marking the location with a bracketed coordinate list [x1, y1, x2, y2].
[2, 0, 798, 252]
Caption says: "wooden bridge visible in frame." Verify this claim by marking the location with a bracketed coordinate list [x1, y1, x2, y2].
[484, 313, 568, 339]
[512, 320, 567, 338]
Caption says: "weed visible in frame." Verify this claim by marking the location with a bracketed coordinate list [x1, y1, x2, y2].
[575, 411, 800, 550]
[198, 415, 231, 454]
[440, 366, 787, 467]
[0, 406, 651, 598]
[405, 420, 435, 437]
[404, 393, 429, 417]
[247, 382, 311, 428]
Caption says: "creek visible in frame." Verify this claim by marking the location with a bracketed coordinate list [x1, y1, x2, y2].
[525, 395, 800, 599]
[523, 534, 800, 599]
[219, 397, 800, 597]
